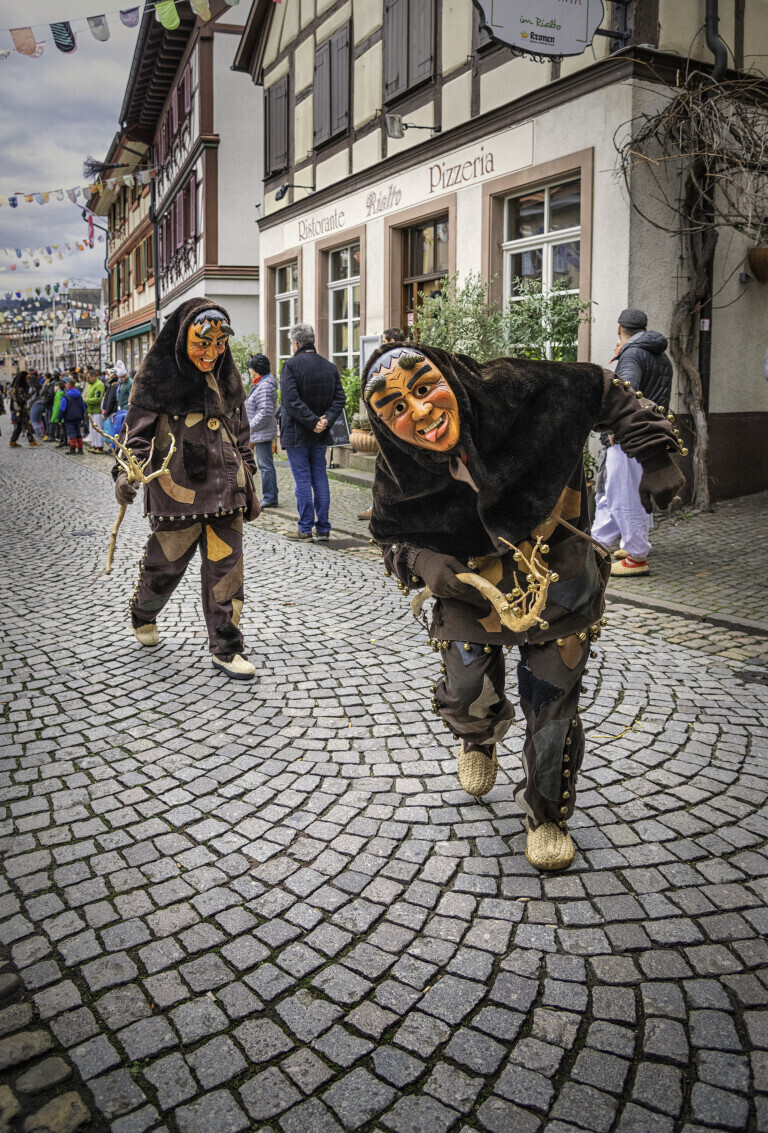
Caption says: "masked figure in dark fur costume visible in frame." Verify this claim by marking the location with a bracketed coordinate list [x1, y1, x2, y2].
[112, 298, 260, 680]
[363, 344, 685, 870]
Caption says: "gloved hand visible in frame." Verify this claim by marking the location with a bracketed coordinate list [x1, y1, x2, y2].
[638, 452, 685, 513]
[411, 547, 488, 607]
[115, 472, 137, 506]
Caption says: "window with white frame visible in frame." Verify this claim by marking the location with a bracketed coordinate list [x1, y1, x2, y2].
[502, 178, 581, 358]
[328, 242, 360, 373]
[275, 261, 299, 366]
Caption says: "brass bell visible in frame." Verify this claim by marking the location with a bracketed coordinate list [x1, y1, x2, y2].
[556, 638, 565, 647]
[539, 621, 549, 630]
[559, 806, 568, 814]
[612, 377, 620, 387]
[578, 631, 587, 641]
[411, 575, 419, 583]
[623, 381, 631, 390]
[562, 790, 570, 800]
[463, 642, 472, 651]
[483, 645, 492, 654]
[513, 551, 522, 561]
[563, 768, 570, 777]
[541, 544, 549, 554]
[550, 573, 559, 582]
[384, 570, 392, 577]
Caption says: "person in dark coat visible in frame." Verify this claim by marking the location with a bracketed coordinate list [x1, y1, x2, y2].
[112, 298, 260, 680]
[279, 323, 346, 542]
[363, 343, 684, 870]
[9, 372, 40, 448]
[593, 308, 676, 578]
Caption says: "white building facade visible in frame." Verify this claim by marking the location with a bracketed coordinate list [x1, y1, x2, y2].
[235, 0, 768, 500]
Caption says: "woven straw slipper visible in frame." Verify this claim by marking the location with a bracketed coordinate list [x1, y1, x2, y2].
[525, 819, 575, 871]
[457, 744, 497, 796]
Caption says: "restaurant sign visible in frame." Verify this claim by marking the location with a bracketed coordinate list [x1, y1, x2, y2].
[473, 0, 605, 58]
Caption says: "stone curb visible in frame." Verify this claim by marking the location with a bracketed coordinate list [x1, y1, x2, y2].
[607, 590, 768, 638]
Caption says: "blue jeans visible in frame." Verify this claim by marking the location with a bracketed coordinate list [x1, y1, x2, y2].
[285, 445, 330, 534]
[253, 440, 278, 506]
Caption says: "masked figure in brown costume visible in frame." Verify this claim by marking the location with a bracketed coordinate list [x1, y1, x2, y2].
[363, 344, 685, 870]
[113, 298, 260, 680]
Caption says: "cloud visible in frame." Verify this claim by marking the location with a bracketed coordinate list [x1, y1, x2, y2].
[0, 1, 140, 293]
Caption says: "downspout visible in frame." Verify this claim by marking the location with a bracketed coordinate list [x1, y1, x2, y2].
[149, 142, 161, 337]
[697, 0, 728, 412]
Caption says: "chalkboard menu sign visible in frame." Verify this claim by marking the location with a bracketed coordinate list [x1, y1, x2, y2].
[330, 409, 351, 447]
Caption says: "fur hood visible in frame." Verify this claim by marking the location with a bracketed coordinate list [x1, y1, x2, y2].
[363, 343, 605, 558]
[129, 297, 245, 418]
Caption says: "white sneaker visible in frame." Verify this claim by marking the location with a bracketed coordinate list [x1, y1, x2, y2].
[133, 623, 159, 646]
[212, 653, 256, 681]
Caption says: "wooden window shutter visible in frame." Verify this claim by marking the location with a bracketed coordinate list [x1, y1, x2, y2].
[267, 77, 288, 173]
[330, 26, 349, 137]
[177, 192, 185, 249]
[147, 236, 154, 274]
[187, 177, 196, 241]
[183, 63, 192, 115]
[409, 0, 434, 84]
[171, 88, 179, 137]
[313, 40, 331, 147]
[384, 0, 407, 100]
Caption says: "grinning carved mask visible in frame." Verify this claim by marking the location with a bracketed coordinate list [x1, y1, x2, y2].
[365, 348, 461, 452]
[185, 310, 234, 373]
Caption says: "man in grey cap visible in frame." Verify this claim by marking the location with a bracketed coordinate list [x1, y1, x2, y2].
[592, 308, 674, 577]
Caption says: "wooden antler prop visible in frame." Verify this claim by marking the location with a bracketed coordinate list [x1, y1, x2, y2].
[411, 536, 558, 632]
[89, 416, 176, 578]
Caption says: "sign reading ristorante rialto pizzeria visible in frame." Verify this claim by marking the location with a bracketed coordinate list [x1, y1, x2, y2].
[473, 0, 605, 58]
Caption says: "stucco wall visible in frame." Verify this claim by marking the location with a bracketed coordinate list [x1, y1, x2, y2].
[214, 33, 262, 272]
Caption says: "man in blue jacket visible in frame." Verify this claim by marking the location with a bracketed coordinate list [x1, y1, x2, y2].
[592, 307, 675, 577]
[279, 323, 346, 542]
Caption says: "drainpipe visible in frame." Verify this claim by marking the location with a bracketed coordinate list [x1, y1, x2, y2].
[697, 0, 728, 411]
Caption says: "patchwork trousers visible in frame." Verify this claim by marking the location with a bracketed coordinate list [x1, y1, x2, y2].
[131, 513, 246, 659]
[436, 634, 589, 827]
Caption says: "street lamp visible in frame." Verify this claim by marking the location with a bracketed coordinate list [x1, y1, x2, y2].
[275, 182, 316, 201]
[385, 113, 441, 139]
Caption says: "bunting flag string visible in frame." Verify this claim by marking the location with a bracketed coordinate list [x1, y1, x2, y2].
[0, 169, 157, 209]
[0, 237, 106, 272]
[1, 0, 237, 59]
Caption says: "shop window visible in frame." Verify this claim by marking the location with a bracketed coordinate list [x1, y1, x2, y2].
[503, 178, 581, 358]
[385, 0, 434, 102]
[265, 77, 289, 175]
[328, 243, 360, 373]
[275, 261, 299, 366]
[314, 26, 349, 148]
[401, 216, 449, 331]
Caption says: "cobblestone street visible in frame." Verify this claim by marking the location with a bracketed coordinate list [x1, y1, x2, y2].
[1, 441, 767, 1133]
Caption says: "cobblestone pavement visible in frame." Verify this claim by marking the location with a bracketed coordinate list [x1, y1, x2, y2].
[1, 442, 767, 1133]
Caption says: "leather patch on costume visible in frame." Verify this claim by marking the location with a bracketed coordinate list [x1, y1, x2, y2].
[478, 609, 502, 634]
[547, 551, 599, 616]
[155, 414, 172, 451]
[468, 674, 500, 719]
[212, 556, 244, 603]
[558, 635, 585, 670]
[232, 514, 243, 534]
[532, 718, 571, 801]
[185, 412, 204, 428]
[236, 462, 246, 488]
[155, 523, 201, 562]
[206, 526, 233, 562]
[204, 373, 222, 400]
[134, 595, 169, 614]
[157, 473, 196, 504]
[517, 658, 564, 716]
[231, 598, 243, 627]
[532, 486, 582, 540]
[182, 440, 208, 481]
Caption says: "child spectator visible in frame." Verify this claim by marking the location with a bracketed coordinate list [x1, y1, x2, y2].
[60, 377, 86, 454]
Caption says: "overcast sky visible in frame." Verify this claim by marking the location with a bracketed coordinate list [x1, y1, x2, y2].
[0, 0, 141, 297]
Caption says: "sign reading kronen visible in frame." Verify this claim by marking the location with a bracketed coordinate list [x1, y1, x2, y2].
[472, 0, 605, 59]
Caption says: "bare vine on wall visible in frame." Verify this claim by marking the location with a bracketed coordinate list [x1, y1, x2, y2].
[615, 62, 768, 510]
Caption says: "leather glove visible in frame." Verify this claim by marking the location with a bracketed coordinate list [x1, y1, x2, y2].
[115, 472, 137, 506]
[410, 547, 488, 607]
[639, 452, 685, 513]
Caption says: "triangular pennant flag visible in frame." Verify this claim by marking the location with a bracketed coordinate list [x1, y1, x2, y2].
[190, 0, 212, 18]
[66, 189, 77, 203]
[123, 173, 135, 187]
[0, 51, 12, 61]
[155, 2, 180, 30]
[24, 195, 33, 203]
[56, 190, 64, 201]
[9, 198, 18, 208]
[10, 28, 40, 56]
[120, 7, 140, 27]
[42, 193, 49, 204]
[87, 15, 110, 41]
[50, 22, 77, 53]
[45, 247, 52, 255]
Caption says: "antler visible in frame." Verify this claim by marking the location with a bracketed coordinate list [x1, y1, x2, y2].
[410, 536, 559, 632]
[88, 417, 176, 578]
[89, 417, 176, 483]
